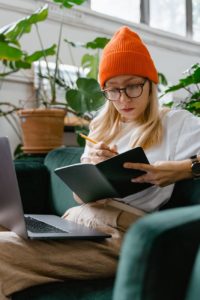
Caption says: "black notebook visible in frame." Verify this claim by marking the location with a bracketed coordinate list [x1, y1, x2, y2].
[55, 147, 152, 203]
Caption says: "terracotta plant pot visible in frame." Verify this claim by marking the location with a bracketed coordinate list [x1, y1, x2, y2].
[18, 108, 66, 154]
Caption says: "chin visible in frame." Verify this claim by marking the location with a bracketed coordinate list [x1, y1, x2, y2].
[121, 112, 138, 121]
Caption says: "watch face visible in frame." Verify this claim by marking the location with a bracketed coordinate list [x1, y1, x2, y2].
[192, 162, 200, 176]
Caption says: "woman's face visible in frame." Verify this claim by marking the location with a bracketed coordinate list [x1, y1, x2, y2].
[104, 75, 150, 122]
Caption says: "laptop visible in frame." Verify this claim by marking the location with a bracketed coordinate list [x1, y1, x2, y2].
[0, 137, 111, 240]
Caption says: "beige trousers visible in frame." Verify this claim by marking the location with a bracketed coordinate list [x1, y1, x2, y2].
[0, 200, 144, 299]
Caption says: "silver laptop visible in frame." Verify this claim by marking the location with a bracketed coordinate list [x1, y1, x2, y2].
[0, 137, 111, 240]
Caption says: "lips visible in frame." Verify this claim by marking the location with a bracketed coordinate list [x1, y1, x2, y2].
[121, 108, 134, 112]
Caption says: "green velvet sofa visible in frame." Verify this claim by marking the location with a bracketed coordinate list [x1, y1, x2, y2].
[12, 147, 200, 300]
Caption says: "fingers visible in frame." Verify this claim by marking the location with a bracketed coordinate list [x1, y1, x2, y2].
[93, 142, 118, 158]
[89, 142, 118, 164]
[124, 162, 154, 172]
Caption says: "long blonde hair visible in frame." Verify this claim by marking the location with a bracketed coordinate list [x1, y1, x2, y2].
[89, 82, 168, 149]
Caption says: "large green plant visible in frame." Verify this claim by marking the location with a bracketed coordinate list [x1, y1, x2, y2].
[161, 63, 200, 116]
[64, 37, 110, 145]
[0, 4, 56, 141]
[0, 0, 110, 150]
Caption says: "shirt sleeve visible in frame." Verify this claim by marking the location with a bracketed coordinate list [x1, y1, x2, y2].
[80, 143, 91, 162]
[174, 110, 200, 160]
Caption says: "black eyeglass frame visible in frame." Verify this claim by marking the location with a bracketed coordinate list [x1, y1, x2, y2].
[102, 78, 148, 101]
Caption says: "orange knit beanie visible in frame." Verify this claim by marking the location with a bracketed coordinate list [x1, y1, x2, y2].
[99, 26, 158, 87]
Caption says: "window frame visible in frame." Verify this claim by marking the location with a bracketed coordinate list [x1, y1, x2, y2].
[90, 0, 198, 42]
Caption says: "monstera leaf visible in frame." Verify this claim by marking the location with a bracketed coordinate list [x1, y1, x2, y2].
[0, 5, 56, 75]
[0, 5, 48, 43]
[66, 77, 105, 115]
[81, 53, 99, 79]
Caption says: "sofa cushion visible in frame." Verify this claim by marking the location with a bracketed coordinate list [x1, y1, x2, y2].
[160, 178, 200, 210]
[113, 205, 200, 300]
[185, 245, 200, 300]
[44, 147, 84, 216]
[15, 160, 49, 214]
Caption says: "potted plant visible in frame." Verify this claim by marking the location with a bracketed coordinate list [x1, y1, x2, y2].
[161, 63, 200, 116]
[0, 0, 88, 154]
[0, 0, 108, 154]
[0, 4, 57, 154]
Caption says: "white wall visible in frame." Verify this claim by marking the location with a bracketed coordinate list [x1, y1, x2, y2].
[0, 0, 199, 153]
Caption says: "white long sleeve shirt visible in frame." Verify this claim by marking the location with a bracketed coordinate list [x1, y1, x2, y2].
[81, 109, 200, 212]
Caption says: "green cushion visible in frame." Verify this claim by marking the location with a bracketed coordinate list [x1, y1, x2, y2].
[44, 147, 84, 216]
[15, 160, 49, 214]
[185, 245, 200, 300]
[13, 279, 114, 300]
[113, 205, 200, 300]
[161, 178, 200, 210]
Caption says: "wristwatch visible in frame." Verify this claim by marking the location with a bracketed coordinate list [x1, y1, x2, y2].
[191, 155, 200, 178]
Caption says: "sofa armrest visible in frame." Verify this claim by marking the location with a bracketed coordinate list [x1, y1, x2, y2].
[113, 205, 200, 300]
[185, 245, 200, 300]
[15, 160, 50, 214]
[44, 147, 84, 216]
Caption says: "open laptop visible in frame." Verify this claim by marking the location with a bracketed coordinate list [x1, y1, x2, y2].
[0, 137, 111, 240]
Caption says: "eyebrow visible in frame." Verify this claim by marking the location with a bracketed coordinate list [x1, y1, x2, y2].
[106, 77, 144, 87]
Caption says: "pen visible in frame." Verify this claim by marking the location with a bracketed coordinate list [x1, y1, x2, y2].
[79, 133, 118, 154]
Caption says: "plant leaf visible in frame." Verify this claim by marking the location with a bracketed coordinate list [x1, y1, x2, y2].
[85, 37, 110, 49]
[0, 42, 22, 60]
[53, 0, 86, 9]
[81, 53, 99, 79]
[66, 78, 105, 114]
[191, 91, 200, 100]
[158, 72, 168, 86]
[25, 44, 56, 63]
[0, 5, 48, 41]
[64, 39, 84, 48]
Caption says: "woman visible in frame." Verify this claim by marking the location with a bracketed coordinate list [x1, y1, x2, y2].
[0, 26, 200, 299]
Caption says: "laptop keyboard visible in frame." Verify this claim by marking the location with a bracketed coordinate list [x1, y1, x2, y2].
[25, 216, 67, 234]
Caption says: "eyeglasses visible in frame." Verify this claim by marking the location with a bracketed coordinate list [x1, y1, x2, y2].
[102, 79, 148, 101]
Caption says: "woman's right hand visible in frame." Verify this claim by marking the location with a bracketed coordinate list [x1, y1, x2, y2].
[89, 142, 118, 164]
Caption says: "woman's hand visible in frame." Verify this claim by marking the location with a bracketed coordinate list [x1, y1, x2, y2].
[124, 159, 192, 187]
[89, 142, 118, 164]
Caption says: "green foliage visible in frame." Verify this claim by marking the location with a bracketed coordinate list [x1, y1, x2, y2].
[64, 36, 110, 80]
[158, 72, 168, 86]
[81, 53, 99, 79]
[53, 0, 86, 8]
[0, 5, 56, 76]
[0, 5, 48, 42]
[0, 42, 22, 61]
[85, 37, 110, 49]
[66, 78, 105, 115]
[64, 36, 109, 144]
[161, 63, 200, 116]
[0, 0, 107, 148]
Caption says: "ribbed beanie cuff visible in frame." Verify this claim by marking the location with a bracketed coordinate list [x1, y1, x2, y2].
[99, 26, 158, 87]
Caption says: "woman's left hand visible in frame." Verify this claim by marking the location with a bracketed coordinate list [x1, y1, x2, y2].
[123, 160, 192, 187]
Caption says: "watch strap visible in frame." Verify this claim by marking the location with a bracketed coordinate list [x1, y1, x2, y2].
[190, 155, 200, 178]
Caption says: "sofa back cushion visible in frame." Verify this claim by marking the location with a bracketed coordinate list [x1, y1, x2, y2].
[44, 147, 84, 216]
[15, 159, 49, 214]
[160, 179, 200, 210]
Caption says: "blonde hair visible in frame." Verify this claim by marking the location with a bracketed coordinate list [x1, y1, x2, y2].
[89, 83, 168, 150]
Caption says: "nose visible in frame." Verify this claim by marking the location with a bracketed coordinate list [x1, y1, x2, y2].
[119, 90, 131, 102]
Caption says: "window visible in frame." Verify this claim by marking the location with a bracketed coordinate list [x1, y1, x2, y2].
[90, 0, 200, 42]
[193, 0, 200, 41]
[150, 0, 186, 36]
[90, 0, 140, 23]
